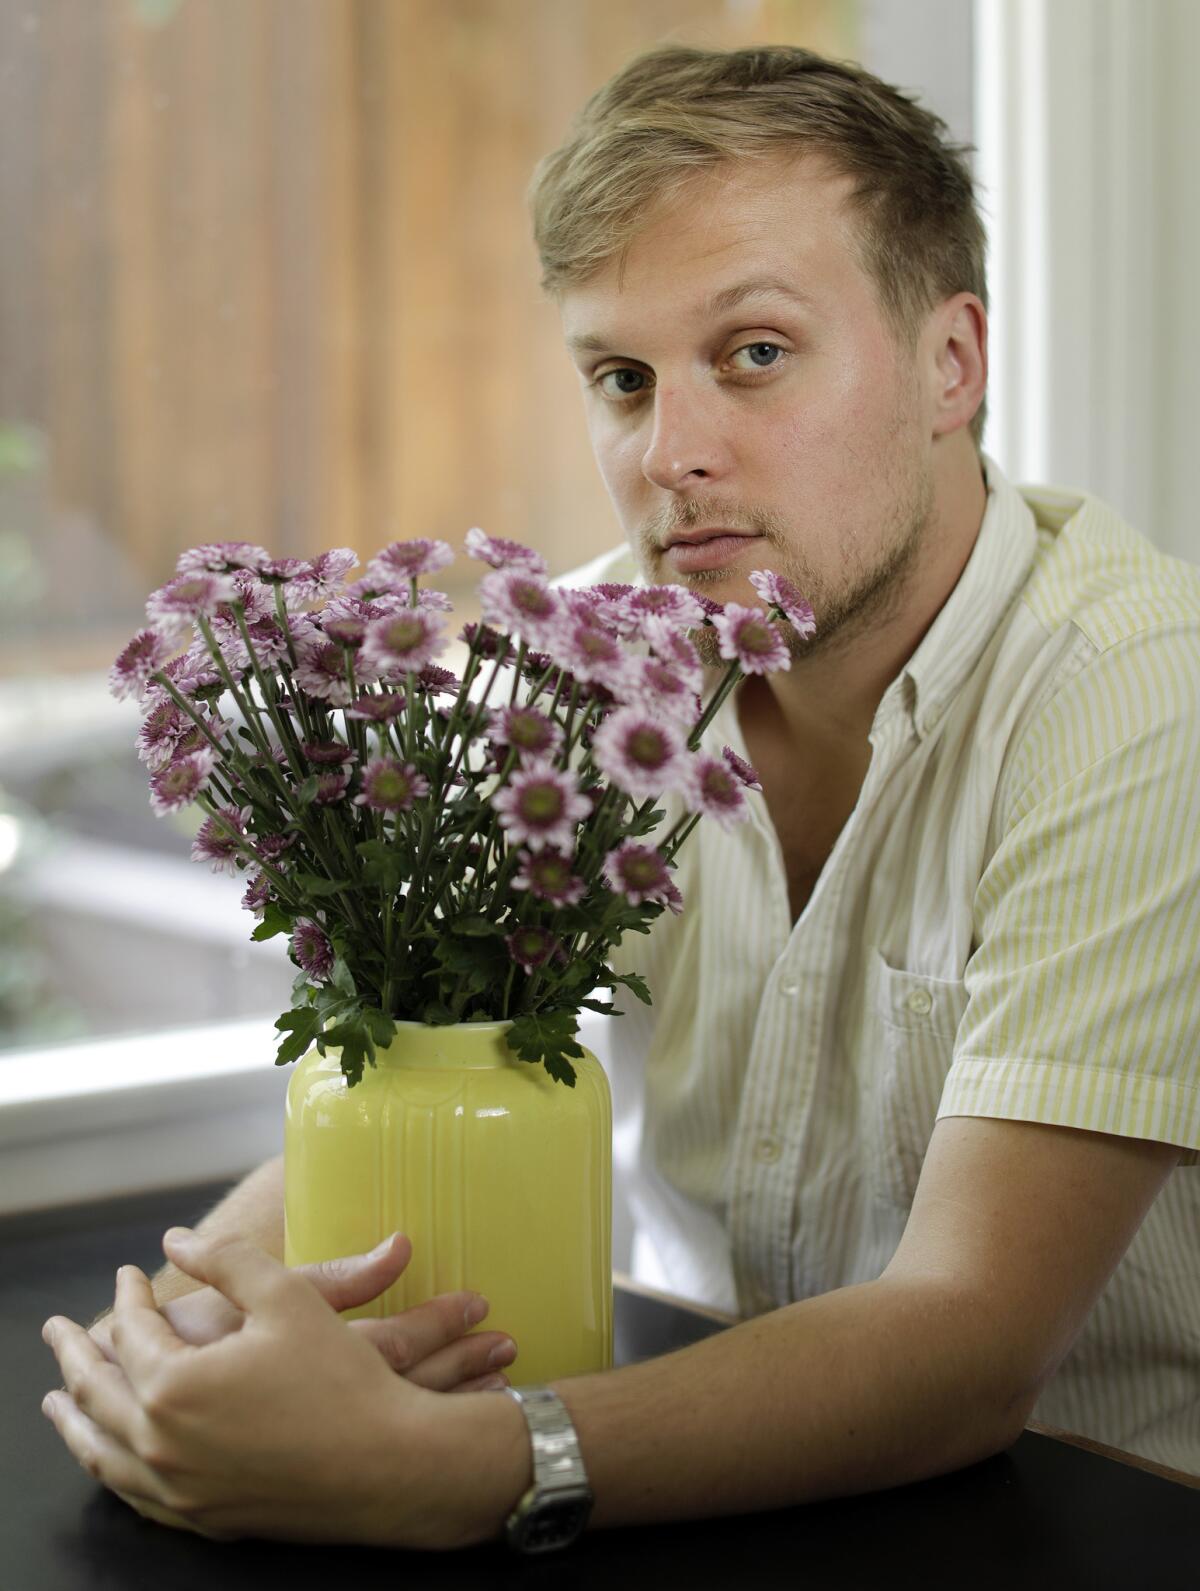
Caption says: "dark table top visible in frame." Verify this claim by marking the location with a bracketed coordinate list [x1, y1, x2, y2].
[3, 1179, 1198, 1589]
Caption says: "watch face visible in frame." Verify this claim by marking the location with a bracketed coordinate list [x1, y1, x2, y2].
[516, 1495, 592, 1553]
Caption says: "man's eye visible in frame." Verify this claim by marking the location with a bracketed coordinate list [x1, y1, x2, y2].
[731, 342, 785, 370]
[595, 368, 649, 399]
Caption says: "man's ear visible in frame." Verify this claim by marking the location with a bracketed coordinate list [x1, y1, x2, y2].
[928, 293, 987, 439]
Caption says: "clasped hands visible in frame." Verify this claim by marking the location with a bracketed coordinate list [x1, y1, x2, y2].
[40, 1227, 523, 1547]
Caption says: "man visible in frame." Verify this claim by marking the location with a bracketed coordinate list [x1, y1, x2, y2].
[41, 44, 1199, 1548]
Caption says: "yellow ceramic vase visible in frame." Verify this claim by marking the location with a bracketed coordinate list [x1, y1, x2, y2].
[284, 1020, 613, 1385]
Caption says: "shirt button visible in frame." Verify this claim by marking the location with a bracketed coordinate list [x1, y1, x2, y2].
[906, 988, 934, 1016]
[754, 1135, 782, 1164]
[780, 980, 800, 998]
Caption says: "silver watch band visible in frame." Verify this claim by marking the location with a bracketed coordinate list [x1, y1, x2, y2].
[502, 1385, 593, 1552]
[504, 1385, 590, 1492]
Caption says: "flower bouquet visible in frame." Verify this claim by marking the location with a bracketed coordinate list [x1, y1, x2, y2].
[110, 531, 815, 1088]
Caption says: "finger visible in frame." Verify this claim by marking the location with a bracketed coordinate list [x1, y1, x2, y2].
[88, 1314, 117, 1364]
[403, 1332, 518, 1393]
[450, 1372, 512, 1395]
[343, 1289, 490, 1376]
[42, 1389, 162, 1506]
[43, 1315, 144, 1451]
[160, 1228, 315, 1323]
[295, 1232, 414, 1313]
[108, 1264, 192, 1387]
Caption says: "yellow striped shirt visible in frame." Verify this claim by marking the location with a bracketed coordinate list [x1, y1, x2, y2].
[555, 453, 1200, 1472]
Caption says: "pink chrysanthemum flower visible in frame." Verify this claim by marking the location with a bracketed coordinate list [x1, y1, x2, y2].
[353, 758, 429, 813]
[149, 748, 216, 815]
[693, 593, 725, 619]
[711, 603, 792, 675]
[155, 643, 223, 700]
[464, 526, 548, 576]
[291, 917, 334, 981]
[459, 621, 515, 661]
[191, 805, 251, 874]
[361, 608, 449, 676]
[307, 547, 359, 596]
[413, 663, 459, 697]
[345, 692, 407, 722]
[214, 568, 276, 624]
[167, 710, 230, 764]
[176, 541, 270, 575]
[415, 589, 454, 613]
[366, 538, 455, 586]
[293, 634, 364, 705]
[623, 655, 701, 727]
[504, 923, 568, 975]
[146, 572, 239, 633]
[110, 628, 173, 702]
[321, 615, 366, 648]
[558, 617, 637, 697]
[327, 589, 409, 622]
[218, 614, 290, 673]
[136, 700, 186, 770]
[490, 762, 592, 852]
[259, 556, 309, 584]
[626, 585, 709, 633]
[602, 839, 684, 914]
[588, 707, 691, 803]
[510, 848, 586, 906]
[313, 769, 351, 804]
[241, 872, 270, 917]
[722, 745, 762, 792]
[488, 705, 564, 762]
[254, 833, 297, 867]
[302, 740, 356, 766]
[477, 568, 565, 649]
[642, 617, 705, 690]
[683, 753, 751, 832]
[748, 569, 817, 639]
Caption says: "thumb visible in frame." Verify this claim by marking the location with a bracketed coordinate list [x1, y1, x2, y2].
[296, 1232, 414, 1312]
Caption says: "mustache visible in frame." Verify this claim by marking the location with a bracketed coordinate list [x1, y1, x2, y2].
[645, 501, 777, 542]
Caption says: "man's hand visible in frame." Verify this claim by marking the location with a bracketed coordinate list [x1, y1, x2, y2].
[88, 1232, 517, 1395]
[42, 1227, 527, 1547]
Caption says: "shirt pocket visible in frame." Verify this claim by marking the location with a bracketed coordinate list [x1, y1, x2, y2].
[862, 946, 970, 1209]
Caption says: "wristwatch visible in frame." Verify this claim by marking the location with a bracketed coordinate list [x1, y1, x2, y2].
[502, 1385, 594, 1553]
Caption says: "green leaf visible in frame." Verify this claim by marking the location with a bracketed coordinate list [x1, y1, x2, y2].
[450, 915, 505, 937]
[295, 774, 320, 806]
[252, 903, 293, 942]
[610, 970, 653, 1006]
[320, 1018, 374, 1088]
[504, 1010, 583, 1086]
[577, 996, 620, 1016]
[273, 1007, 320, 1066]
[329, 957, 356, 998]
[293, 872, 352, 898]
[421, 1000, 457, 1025]
[362, 1006, 396, 1047]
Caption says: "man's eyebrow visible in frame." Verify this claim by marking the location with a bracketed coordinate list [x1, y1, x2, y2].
[565, 277, 814, 355]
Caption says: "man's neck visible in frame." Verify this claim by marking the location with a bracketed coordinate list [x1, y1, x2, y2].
[738, 450, 989, 781]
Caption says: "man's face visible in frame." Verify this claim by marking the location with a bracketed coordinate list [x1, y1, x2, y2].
[559, 154, 937, 663]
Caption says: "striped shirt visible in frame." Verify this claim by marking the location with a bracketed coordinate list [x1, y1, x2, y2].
[554, 452, 1200, 1473]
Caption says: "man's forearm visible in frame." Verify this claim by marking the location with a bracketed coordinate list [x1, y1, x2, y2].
[457, 1273, 1036, 1540]
[92, 1154, 285, 1320]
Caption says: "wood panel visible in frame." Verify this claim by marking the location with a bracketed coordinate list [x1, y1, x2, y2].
[0, 0, 858, 671]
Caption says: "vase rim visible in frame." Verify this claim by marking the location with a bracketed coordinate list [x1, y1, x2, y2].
[388, 1019, 514, 1032]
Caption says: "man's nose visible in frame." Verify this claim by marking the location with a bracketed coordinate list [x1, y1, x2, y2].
[640, 385, 732, 490]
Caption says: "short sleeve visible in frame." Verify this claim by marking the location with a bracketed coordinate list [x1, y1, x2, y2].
[939, 626, 1200, 1165]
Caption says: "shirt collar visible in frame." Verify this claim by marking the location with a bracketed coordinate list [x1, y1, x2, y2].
[871, 451, 1040, 744]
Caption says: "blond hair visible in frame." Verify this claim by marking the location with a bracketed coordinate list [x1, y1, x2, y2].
[528, 44, 988, 446]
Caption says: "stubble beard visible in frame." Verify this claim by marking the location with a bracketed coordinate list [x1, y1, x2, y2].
[658, 457, 936, 670]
